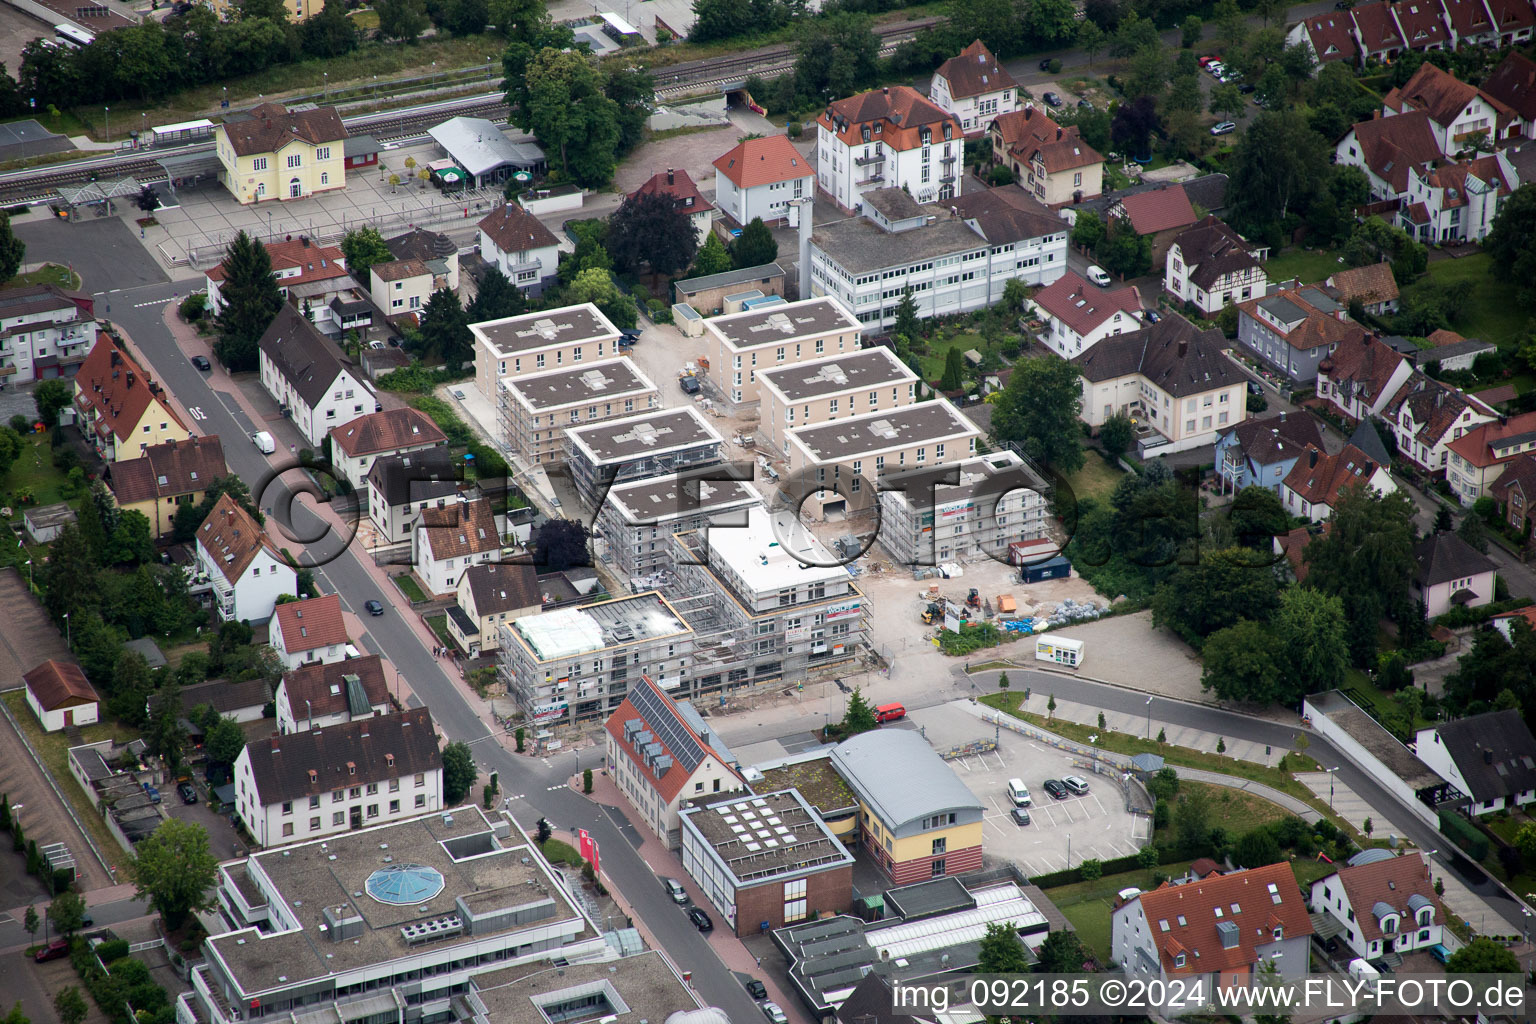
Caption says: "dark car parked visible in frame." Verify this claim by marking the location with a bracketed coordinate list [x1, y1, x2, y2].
[1043, 779, 1069, 800]
[191, 355, 211, 371]
[744, 978, 768, 1001]
[687, 907, 713, 932]
[364, 599, 385, 616]
[34, 939, 69, 962]
[1042, 91, 1063, 107]
[1011, 807, 1032, 825]
[177, 782, 197, 805]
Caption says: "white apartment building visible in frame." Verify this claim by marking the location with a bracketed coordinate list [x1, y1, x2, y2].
[477, 203, 562, 294]
[808, 187, 1068, 333]
[929, 40, 1022, 135]
[499, 357, 660, 465]
[712, 134, 814, 227]
[595, 475, 763, 578]
[232, 707, 441, 847]
[1163, 217, 1269, 316]
[757, 347, 919, 455]
[565, 406, 725, 511]
[196, 493, 296, 624]
[1029, 271, 1144, 358]
[257, 306, 373, 448]
[702, 297, 863, 406]
[328, 407, 447, 493]
[471, 303, 622, 406]
[877, 450, 1049, 566]
[267, 594, 351, 672]
[365, 448, 460, 544]
[815, 85, 964, 213]
[0, 284, 94, 383]
[369, 259, 433, 318]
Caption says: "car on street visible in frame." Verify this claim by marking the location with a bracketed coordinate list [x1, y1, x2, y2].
[1077, 98, 1094, 109]
[761, 1003, 789, 1024]
[143, 783, 161, 804]
[34, 939, 69, 962]
[1247, 380, 1264, 395]
[364, 599, 385, 616]
[1039, 58, 1052, 70]
[1043, 779, 1069, 800]
[620, 327, 642, 344]
[744, 978, 768, 1001]
[1210, 121, 1238, 135]
[1144, 309, 1162, 323]
[687, 907, 713, 932]
[664, 878, 688, 904]
[1086, 265, 1113, 287]
[1010, 807, 1032, 825]
[679, 375, 701, 395]
[1064, 775, 1090, 795]
[1198, 54, 1218, 66]
[191, 355, 211, 371]
[177, 782, 197, 804]
[1205, 62, 1224, 76]
[1042, 91, 1063, 107]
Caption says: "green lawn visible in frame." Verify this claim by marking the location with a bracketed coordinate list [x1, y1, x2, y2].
[393, 574, 428, 604]
[425, 613, 453, 646]
[540, 838, 582, 867]
[1264, 247, 1345, 285]
[1, 434, 75, 508]
[1151, 781, 1292, 846]
[1415, 252, 1528, 350]
[13, 264, 81, 291]
[915, 332, 984, 383]
[1062, 451, 1126, 502]
[1340, 668, 1434, 732]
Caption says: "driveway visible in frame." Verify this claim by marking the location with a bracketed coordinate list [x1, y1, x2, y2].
[13, 214, 170, 294]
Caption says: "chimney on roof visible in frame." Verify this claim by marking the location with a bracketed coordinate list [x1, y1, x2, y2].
[1485, 749, 1494, 764]
[1310, 449, 1319, 468]
[1057, 127, 1063, 140]
[1178, 338, 1188, 358]
[301, 236, 309, 247]
[666, 168, 675, 186]
[883, 86, 889, 94]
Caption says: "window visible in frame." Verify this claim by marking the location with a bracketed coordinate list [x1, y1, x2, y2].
[389, 799, 400, 813]
[309, 795, 320, 809]
[332, 811, 345, 825]
[252, 157, 267, 171]
[1174, 953, 1187, 968]
[320, 172, 328, 186]
[785, 879, 808, 923]
[366, 783, 379, 795]
[332, 790, 344, 803]
[282, 822, 294, 837]
[309, 816, 321, 831]
[415, 793, 427, 808]
[367, 804, 380, 818]
[287, 154, 302, 169]
[281, 801, 293, 815]
[931, 858, 945, 877]
[316, 146, 331, 160]
[389, 779, 400, 793]
[932, 837, 947, 855]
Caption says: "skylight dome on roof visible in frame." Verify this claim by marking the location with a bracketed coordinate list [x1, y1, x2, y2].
[365, 864, 445, 905]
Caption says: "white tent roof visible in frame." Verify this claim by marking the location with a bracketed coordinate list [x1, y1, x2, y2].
[426, 117, 544, 178]
[512, 606, 607, 660]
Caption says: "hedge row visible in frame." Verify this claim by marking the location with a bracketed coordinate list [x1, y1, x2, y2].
[1029, 845, 1183, 889]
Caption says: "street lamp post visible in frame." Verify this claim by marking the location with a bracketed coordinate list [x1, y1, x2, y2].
[103, 106, 109, 145]
[1145, 696, 1153, 739]
[1326, 766, 1339, 810]
[63, 611, 70, 646]
[1067, 834, 1072, 870]
[323, 72, 328, 103]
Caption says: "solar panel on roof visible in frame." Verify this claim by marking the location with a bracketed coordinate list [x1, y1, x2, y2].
[628, 680, 705, 771]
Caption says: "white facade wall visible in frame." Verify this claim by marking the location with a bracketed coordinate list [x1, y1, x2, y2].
[1032, 303, 1140, 359]
[1164, 247, 1269, 315]
[274, 684, 384, 734]
[198, 543, 296, 624]
[232, 748, 442, 848]
[930, 75, 1021, 135]
[478, 230, 560, 291]
[370, 271, 432, 319]
[412, 532, 498, 596]
[1309, 874, 1451, 961]
[330, 438, 442, 494]
[714, 171, 813, 226]
[258, 352, 371, 448]
[25, 688, 98, 732]
[816, 127, 962, 213]
[0, 302, 94, 383]
[269, 622, 349, 672]
[605, 731, 744, 848]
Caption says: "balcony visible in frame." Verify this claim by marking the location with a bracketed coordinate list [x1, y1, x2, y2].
[940, 153, 957, 163]
[855, 173, 885, 187]
[853, 152, 885, 167]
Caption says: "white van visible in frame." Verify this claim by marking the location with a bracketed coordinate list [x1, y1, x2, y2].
[1007, 778, 1032, 807]
[1086, 265, 1113, 287]
[250, 430, 276, 454]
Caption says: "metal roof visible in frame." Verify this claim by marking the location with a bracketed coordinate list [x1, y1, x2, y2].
[830, 729, 983, 830]
[427, 117, 544, 178]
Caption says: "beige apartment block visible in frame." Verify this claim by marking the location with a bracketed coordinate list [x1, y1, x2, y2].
[500, 358, 660, 466]
[471, 303, 623, 404]
[702, 297, 862, 406]
[784, 399, 982, 516]
[757, 347, 920, 456]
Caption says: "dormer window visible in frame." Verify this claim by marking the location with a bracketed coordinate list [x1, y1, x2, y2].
[1173, 953, 1186, 968]
[1273, 926, 1283, 941]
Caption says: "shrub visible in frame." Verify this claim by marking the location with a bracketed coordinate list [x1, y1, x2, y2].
[1047, 58, 1062, 73]
[8, 414, 28, 433]
[95, 939, 129, 963]
[1080, 858, 1103, 880]
[787, 122, 803, 138]
[988, 165, 1015, 186]
[179, 293, 207, 321]
[582, 768, 594, 794]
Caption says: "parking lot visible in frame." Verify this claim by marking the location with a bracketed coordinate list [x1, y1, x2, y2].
[907, 700, 1149, 879]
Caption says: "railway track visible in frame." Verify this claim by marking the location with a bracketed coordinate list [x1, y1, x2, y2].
[650, 17, 940, 91]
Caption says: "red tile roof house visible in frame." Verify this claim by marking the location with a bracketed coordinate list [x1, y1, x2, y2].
[1444, 410, 1536, 505]
[1028, 271, 1143, 358]
[1439, 0, 1499, 48]
[268, 593, 352, 672]
[1399, 153, 1516, 244]
[1489, 453, 1536, 537]
[1348, 0, 1409, 62]
[72, 332, 191, 462]
[631, 167, 715, 246]
[1309, 852, 1453, 964]
[1383, 372, 1497, 475]
[1382, 61, 1519, 150]
[1163, 216, 1269, 316]
[204, 237, 350, 316]
[476, 203, 562, 295]
[23, 659, 99, 732]
[929, 39, 1023, 135]
[1282, 443, 1398, 522]
[1108, 184, 1199, 262]
[1111, 862, 1314, 988]
[273, 653, 391, 734]
[815, 85, 963, 214]
[988, 105, 1104, 206]
[604, 674, 745, 849]
[1389, 0, 1450, 51]
[1317, 332, 1415, 423]
[1287, 11, 1360, 65]
[711, 134, 814, 228]
[1235, 284, 1368, 383]
[1480, 51, 1536, 137]
[1485, 0, 1535, 45]
[328, 406, 447, 492]
[1492, 602, 1536, 642]
[1326, 263, 1400, 316]
[1335, 110, 1445, 204]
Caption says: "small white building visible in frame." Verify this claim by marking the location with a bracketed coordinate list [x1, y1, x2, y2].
[1029, 272, 1143, 358]
[257, 306, 372, 448]
[1415, 709, 1536, 815]
[815, 85, 963, 214]
[23, 660, 100, 732]
[477, 204, 562, 294]
[712, 135, 814, 227]
[1310, 852, 1455, 962]
[366, 447, 460, 545]
[1411, 531, 1497, 619]
[232, 707, 442, 847]
[268, 593, 351, 672]
[412, 497, 502, 595]
[204, 238, 350, 316]
[196, 493, 296, 623]
[328, 407, 447, 494]
[0, 283, 95, 382]
[274, 654, 392, 734]
[369, 259, 434, 319]
[1163, 217, 1269, 316]
[929, 40, 1022, 136]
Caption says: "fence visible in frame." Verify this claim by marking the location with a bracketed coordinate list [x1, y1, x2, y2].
[938, 738, 998, 761]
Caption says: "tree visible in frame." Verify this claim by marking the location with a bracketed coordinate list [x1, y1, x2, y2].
[442, 741, 478, 805]
[1174, 787, 1213, 857]
[998, 671, 1009, 691]
[1362, 817, 1373, 836]
[376, 0, 428, 40]
[1001, 278, 1029, 315]
[1304, 483, 1417, 666]
[1445, 936, 1521, 974]
[731, 217, 778, 269]
[939, 347, 965, 392]
[1152, 547, 1280, 644]
[606, 191, 698, 277]
[32, 378, 71, 429]
[214, 232, 283, 372]
[1047, 693, 1057, 718]
[205, 715, 246, 772]
[22, 905, 37, 941]
[990, 357, 1085, 474]
[53, 988, 87, 1024]
[134, 184, 160, 213]
[1071, 209, 1106, 252]
[1125, 44, 1171, 102]
[1273, 588, 1349, 700]
[125, 818, 218, 929]
[1234, 827, 1282, 867]
[0, 213, 23, 283]
[444, 0, 487, 34]
[1, 1003, 26, 1024]
[1485, 184, 1536, 313]
[1027, 0, 1078, 46]
[841, 688, 878, 735]
[582, 767, 593, 793]
[1228, 111, 1330, 237]
[565, 267, 638, 328]
[532, 517, 591, 572]
[1096, 223, 1152, 279]
[147, 678, 187, 766]
[535, 816, 552, 844]
[977, 921, 1032, 974]
[417, 288, 474, 367]
[794, 12, 880, 102]
[0, 425, 19, 478]
[518, 48, 623, 187]
[1229, 485, 1288, 550]
[1209, 81, 1244, 121]
[1457, 510, 1489, 553]
[691, 233, 732, 277]
[1076, 17, 1105, 64]
[1111, 94, 1159, 159]
[1434, 505, 1454, 533]
[1036, 929, 1088, 972]
[1148, 766, 1180, 801]
[1201, 619, 1284, 703]
[302, 0, 359, 57]
[892, 287, 923, 343]
[466, 266, 527, 323]
[340, 226, 392, 279]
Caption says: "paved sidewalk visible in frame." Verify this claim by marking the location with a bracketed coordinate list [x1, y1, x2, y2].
[1177, 768, 1319, 823]
[1014, 691, 1289, 767]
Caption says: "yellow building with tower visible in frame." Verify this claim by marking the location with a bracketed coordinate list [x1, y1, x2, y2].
[215, 102, 348, 205]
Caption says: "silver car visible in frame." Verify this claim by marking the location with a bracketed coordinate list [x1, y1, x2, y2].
[761, 1003, 789, 1024]
[1064, 775, 1090, 796]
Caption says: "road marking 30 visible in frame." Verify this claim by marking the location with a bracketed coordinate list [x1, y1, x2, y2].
[188, 407, 206, 420]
